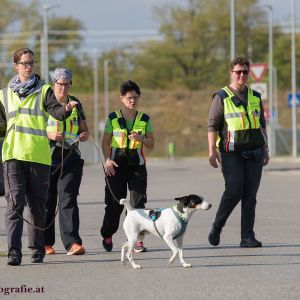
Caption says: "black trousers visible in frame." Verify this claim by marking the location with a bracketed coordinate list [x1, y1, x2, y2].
[101, 165, 147, 239]
[4, 160, 50, 256]
[45, 158, 84, 251]
[213, 148, 264, 239]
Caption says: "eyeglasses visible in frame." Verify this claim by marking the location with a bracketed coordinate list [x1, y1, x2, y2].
[56, 82, 71, 88]
[124, 96, 139, 101]
[232, 69, 249, 75]
[17, 61, 37, 68]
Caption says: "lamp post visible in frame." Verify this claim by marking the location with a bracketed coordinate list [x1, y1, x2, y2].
[230, 0, 236, 60]
[104, 59, 110, 119]
[290, 0, 297, 157]
[261, 5, 274, 155]
[93, 49, 99, 164]
[42, 4, 59, 83]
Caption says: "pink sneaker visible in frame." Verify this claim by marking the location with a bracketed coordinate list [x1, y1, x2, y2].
[134, 241, 147, 253]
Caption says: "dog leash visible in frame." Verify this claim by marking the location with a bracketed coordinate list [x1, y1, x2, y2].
[75, 106, 121, 204]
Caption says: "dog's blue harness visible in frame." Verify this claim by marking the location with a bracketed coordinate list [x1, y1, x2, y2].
[149, 205, 188, 240]
[149, 208, 165, 221]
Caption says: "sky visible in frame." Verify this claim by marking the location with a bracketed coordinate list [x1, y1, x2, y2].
[21, 0, 299, 52]
[33, 0, 297, 29]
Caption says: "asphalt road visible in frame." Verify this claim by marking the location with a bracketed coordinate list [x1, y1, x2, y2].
[1, 157, 300, 300]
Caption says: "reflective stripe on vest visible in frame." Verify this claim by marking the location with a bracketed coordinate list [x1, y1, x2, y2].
[0, 84, 52, 165]
[110, 110, 146, 149]
[218, 86, 262, 152]
[46, 96, 79, 140]
[109, 110, 147, 166]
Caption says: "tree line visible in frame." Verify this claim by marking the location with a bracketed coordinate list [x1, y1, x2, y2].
[0, 0, 299, 93]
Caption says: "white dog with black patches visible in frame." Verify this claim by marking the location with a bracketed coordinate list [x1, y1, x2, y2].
[120, 194, 212, 269]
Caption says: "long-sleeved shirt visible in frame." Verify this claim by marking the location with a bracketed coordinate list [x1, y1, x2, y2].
[208, 85, 266, 133]
[0, 86, 71, 137]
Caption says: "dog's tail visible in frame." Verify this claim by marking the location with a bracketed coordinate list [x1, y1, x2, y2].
[119, 198, 134, 211]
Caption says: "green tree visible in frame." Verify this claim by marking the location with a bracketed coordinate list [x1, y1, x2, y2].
[0, 0, 85, 85]
[102, 0, 299, 91]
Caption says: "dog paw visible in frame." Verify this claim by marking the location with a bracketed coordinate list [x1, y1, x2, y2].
[133, 264, 142, 269]
[183, 263, 192, 268]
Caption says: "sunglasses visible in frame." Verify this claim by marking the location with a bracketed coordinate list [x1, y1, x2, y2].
[232, 70, 249, 75]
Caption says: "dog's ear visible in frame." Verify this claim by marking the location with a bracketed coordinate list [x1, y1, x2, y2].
[175, 196, 184, 201]
[175, 196, 189, 207]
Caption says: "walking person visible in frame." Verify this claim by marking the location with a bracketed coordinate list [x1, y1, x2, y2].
[0, 48, 77, 266]
[44, 68, 88, 256]
[207, 56, 270, 248]
[100, 80, 154, 252]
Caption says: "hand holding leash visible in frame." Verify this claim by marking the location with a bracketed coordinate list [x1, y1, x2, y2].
[105, 158, 119, 176]
[47, 132, 64, 141]
[78, 132, 89, 142]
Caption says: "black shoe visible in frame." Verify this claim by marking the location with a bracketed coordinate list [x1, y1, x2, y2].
[240, 237, 262, 248]
[102, 237, 113, 252]
[31, 252, 44, 263]
[208, 225, 222, 246]
[7, 254, 22, 266]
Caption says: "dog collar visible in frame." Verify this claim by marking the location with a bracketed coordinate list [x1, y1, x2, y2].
[172, 205, 188, 240]
[172, 205, 188, 223]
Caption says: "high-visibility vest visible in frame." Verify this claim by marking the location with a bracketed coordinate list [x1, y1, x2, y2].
[217, 86, 265, 152]
[0, 83, 51, 165]
[109, 110, 149, 166]
[46, 96, 79, 144]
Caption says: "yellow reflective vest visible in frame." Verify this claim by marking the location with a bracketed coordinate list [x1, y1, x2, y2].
[46, 96, 79, 144]
[109, 110, 149, 166]
[0, 83, 51, 165]
[217, 86, 265, 152]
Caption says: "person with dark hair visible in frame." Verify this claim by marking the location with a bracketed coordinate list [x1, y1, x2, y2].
[100, 80, 154, 253]
[0, 48, 77, 266]
[207, 56, 269, 248]
[44, 68, 89, 256]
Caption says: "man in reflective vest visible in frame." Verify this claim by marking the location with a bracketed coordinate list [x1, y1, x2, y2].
[0, 48, 76, 266]
[100, 80, 155, 253]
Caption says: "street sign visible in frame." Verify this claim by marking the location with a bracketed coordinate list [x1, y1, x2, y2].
[250, 82, 268, 100]
[250, 63, 268, 82]
[288, 93, 300, 108]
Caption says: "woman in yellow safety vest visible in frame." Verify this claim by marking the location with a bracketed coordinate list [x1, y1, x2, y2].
[44, 68, 89, 256]
[100, 80, 154, 253]
[0, 48, 77, 266]
[207, 56, 270, 249]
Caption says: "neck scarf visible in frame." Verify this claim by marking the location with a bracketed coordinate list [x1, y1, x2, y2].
[8, 74, 41, 99]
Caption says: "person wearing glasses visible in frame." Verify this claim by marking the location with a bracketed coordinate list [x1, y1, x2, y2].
[100, 80, 154, 253]
[44, 68, 88, 256]
[207, 56, 269, 248]
[0, 48, 77, 266]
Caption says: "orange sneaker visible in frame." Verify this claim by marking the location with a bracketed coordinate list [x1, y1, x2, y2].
[45, 246, 55, 255]
[66, 243, 85, 256]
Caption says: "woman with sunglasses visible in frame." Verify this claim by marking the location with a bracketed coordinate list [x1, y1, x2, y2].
[44, 68, 89, 256]
[0, 48, 77, 266]
[207, 56, 269, 248]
